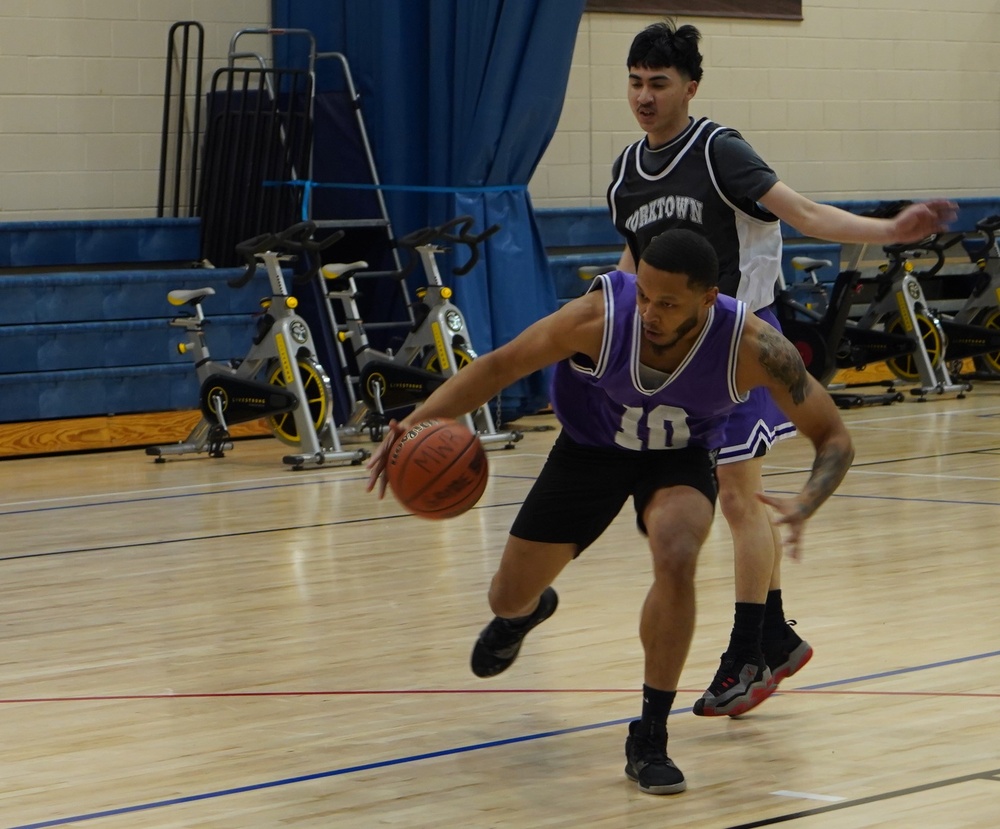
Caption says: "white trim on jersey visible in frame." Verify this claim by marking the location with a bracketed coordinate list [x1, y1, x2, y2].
[634, 118, 714, 182]
[608, 142, 637, 231]
[727, 300, 751, 405]
[622, 297, 747, 405]
[704, 127, 784, 313]
[608, 121, 713, 230]
[716, 418, 796, 465]
[568, 271, 615, 378]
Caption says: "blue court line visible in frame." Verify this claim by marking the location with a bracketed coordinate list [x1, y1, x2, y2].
[792, 649, 1000, 690]
[8, 649, 999, 829]
[6, 720, 627, 829]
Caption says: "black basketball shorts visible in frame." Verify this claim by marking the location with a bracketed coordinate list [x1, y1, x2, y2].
[509, 430, 718, 556]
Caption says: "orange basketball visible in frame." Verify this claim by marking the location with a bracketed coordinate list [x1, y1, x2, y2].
[386, 418, 488, 520]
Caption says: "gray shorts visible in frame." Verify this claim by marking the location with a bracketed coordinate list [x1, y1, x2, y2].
[509, 431, 718, 556]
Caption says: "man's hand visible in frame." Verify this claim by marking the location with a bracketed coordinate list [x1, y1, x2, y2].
[892, 200, 958, 243]
[756, 492, 810, 560]
[365, 419, 406, 498]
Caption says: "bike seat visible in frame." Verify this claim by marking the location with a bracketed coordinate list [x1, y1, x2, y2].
[578, 265, 613, 280]
[168, 287, 216, 306]
[792, 256, 833, 273]
[321, 260, 369, 282]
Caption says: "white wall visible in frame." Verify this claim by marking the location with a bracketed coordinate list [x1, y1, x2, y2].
[2, 2, 997, 221]
[531, 2, 1000, 208]
[0, 0, 269, 222]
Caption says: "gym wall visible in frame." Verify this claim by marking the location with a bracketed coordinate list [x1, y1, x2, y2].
[532, 2, 1000, 208]
[0, 2, 995, 222]
[0, 1, 270, 222]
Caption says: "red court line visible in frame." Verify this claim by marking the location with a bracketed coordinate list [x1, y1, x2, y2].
[1, 688, 997, 704]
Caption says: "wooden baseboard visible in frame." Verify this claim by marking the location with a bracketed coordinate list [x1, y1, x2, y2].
[0, 411, 270, 459]
[0, 362, 928, 460]
[830, 364, 895, 385]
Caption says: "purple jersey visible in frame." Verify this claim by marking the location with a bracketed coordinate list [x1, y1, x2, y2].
[551, 270, 749, 451]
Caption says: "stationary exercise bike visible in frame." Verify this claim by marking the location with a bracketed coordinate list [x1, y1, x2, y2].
[776, 243, 907, 408]
[317, 215, 522, 448]
[850, 242, 971, 399]
[780, 242, 969, 403]
[784, 197, 973, 401]
[893, 215, 1000, 379]
[146, 222, 368, 469]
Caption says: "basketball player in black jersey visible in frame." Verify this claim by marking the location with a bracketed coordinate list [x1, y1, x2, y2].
[609, 21, 956, 724]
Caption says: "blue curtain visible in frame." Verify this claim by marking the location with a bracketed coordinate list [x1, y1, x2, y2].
[271, 0, 586, 420]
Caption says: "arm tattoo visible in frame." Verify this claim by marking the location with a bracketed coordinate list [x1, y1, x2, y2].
[800, 442, 854, 516]
[756, 325, 810, 405]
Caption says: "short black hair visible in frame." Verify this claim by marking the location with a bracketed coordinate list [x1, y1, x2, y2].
[627, 20, 704, 83]
[641, 229, 718, 290]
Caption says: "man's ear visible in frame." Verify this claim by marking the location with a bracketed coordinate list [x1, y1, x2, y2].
[703, 286, 719, 307]
[685, 80, 699, 103]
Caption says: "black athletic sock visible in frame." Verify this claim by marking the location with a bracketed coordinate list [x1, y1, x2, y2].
[501, 594, 544, 630]
[763, 589, 787, 640]
[726, 602, 765, 661]
[640, 684, 676, 736]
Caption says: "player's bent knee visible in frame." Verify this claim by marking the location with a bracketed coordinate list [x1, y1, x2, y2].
[716, 480, 769, 524]
[647, 535, 701, 581]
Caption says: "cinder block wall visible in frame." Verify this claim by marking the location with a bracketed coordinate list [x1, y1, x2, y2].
[0, 1, 269, 222]
[1, 4, 995, 220]
[532, 3, 1000, 208]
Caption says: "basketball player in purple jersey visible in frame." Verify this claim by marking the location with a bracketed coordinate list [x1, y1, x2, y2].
[609, 21, 957, 716]
[369, 228, 854, 794]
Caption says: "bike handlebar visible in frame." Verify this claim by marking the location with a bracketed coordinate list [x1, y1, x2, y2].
[882, 215, 1000, 275]
[965, 214, 1000, 259]
[229, 222, 345, 288]
[395, 215, 501, 277]
[883, 231, 966, 276]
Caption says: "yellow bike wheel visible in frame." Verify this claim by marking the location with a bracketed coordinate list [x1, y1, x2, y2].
[422, 344, 476, 374]
[264, 356, 333, 446]
[972, 308, 1000, 375]
[423, 344, 503, 430]
[884, 311, 944, 381]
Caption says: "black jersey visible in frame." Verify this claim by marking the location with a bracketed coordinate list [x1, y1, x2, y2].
[608, 117, 782, 312]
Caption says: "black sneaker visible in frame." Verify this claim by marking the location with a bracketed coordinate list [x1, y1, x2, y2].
[692, 654, 774, 717]
[624, 720, 686, 795]
[763, 620, 813, 685]
[470, 587, 558, 678]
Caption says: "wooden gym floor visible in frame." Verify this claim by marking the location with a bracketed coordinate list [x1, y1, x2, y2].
[2, 380, 999, 828]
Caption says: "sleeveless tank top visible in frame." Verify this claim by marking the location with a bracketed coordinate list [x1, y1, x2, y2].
[608, 117, 782, 312]
[550, 270, 749, 451]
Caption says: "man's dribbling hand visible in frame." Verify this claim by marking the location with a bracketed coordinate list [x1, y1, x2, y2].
[756, 492, 809, 560]
[365, 419, 406, 498]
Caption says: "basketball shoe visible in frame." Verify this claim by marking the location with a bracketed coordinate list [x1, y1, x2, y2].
[763, 620, 813, 685]
[470, 587, 558, 678]
[624, 720, 686, 795]
[692, 654, 773, 717]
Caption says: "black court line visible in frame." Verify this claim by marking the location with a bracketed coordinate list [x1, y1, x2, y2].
[0, 471, 538, 518]
[0, 501, 529, 563]
[3, 437, 998, 519]
[5, 482, 1000, 563]
[724, 766, 1000, 828]
[762, 444, 1000, 477]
